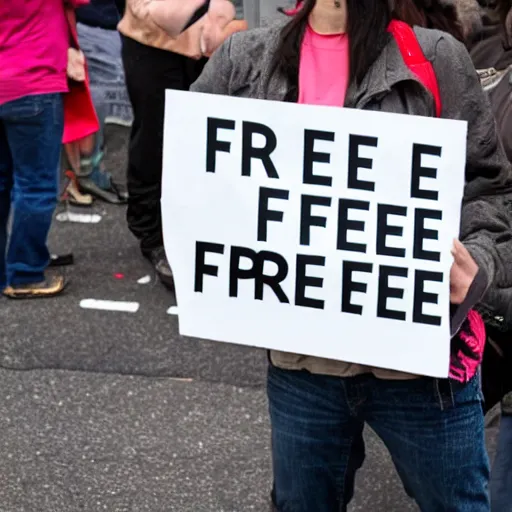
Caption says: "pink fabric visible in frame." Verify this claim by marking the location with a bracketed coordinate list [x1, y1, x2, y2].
[0, 0, 88, 107]
[450, 310, 486, 383]
[298, 24, 349, 107]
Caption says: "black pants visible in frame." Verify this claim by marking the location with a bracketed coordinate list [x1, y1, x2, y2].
[121, 35, 207, 256]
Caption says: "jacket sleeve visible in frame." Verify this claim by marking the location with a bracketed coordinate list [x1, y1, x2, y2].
[432, 33, 512, 296]
[190, 35, 233, 95]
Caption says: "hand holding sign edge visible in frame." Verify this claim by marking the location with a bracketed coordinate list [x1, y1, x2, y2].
[450, 239, 479, 305]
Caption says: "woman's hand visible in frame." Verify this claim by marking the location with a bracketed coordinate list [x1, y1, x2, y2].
[450, 239, 479, 305]
[200, 0, 236, 55]
[67, 48, 86, 82]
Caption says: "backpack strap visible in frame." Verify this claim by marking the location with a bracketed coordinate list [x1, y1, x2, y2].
[387, 20, 442, 117]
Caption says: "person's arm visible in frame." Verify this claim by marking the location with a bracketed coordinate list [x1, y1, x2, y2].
[128, 0, 206, 31]
[183, 0, 210, 30]
[433, 34, 512, 300]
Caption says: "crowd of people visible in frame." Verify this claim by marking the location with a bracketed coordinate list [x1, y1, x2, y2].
[1, 0, 511, 510]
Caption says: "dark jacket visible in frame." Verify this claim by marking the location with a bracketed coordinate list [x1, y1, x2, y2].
[192, 22, 512, 379]
[76, 0, 123, 30]
[469, 5, 512, 413]
[469, 5, 512, 325]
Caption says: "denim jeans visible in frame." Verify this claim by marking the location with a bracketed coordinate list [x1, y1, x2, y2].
[491, 413, 512, 511]
[77, 22, 132, 188]
[268, 365, 490, 512]
[0, 93, 63, 288]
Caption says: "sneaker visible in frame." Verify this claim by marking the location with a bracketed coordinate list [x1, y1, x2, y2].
[147, 247, 174, 290]
[3, 275, 67, 299]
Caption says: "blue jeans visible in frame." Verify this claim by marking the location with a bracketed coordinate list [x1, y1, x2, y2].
[268, 365, 490, 512]
[491, 413, 512, 511]
[77, 23, 132, 188]
[0, 93, 63, 288]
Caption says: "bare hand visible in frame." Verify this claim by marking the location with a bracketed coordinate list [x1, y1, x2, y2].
[200, 0, 236, 55]
[67, 48, 86, 82]
[450, 239, 479, 305]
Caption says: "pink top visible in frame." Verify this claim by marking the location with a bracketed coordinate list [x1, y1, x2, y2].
[0, 0, 88, 107]
[298, 24, 349, 107]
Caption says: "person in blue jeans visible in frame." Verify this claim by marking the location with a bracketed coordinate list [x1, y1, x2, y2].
[191, 0, 512, 509]
[0, 0, 88, 298]
[492, 395, 512, 511]
[0, 95, 65, 298]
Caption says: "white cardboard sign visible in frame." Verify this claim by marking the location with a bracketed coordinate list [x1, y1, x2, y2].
[162, 90, 467, 378]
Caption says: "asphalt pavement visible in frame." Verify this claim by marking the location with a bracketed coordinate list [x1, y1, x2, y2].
[0, 126, 500, 512]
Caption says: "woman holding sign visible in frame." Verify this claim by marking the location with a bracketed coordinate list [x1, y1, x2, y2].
[188, 0, 512, 510]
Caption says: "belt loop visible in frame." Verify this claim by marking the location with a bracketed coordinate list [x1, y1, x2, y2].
[434, 379, 444, 411]
[448, 379, 455, 407]
[434, 378, 455, 410]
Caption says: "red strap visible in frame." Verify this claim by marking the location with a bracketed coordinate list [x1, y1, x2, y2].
[387, 20, 442, 117]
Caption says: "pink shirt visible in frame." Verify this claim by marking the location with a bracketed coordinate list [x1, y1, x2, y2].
[298, 24, 349, 107]
[0, 0, 87, 106]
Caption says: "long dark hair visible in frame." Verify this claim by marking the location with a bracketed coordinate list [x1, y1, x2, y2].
[392, 0, 465, 41]
[272, 0, 391, 95]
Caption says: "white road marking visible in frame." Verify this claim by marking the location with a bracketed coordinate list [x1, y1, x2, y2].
[80, 299, 140, 313]
[56, 212, 102, 224]
[167, 306, 179, 316]
[137, 275, 151, 284]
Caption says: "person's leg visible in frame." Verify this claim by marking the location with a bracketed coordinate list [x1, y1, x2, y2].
[74, 23, 127, 204]
[122, 36, 188, 254]
[61, 141, 94, 206]
[0, 120, 13, 290]
[1, 93, 66, 297]
[122, 35, 190, 287]
[366, 375, 490, 511]
[490, 412, 512, 511]
[268, 364, 365, 512]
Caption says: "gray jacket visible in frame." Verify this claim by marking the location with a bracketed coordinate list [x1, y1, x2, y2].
[192, 22, 512, 378]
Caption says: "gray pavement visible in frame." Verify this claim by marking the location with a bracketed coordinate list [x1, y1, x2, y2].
[0, 369, 424, 512]
[0, 126, 499, 511]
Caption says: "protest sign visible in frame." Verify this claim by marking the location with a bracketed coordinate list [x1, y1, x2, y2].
[162, 90, 467, 377]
